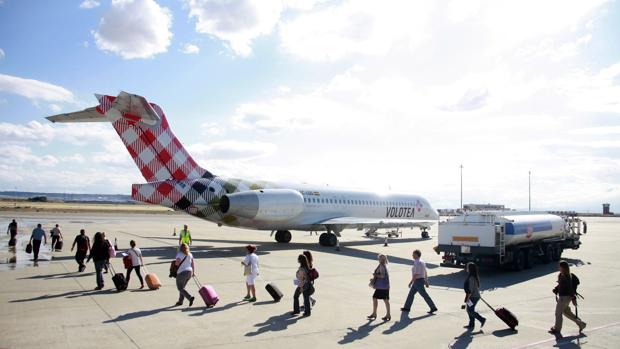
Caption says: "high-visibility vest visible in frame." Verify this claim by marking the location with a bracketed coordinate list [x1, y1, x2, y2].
[180, 229, 191, 244]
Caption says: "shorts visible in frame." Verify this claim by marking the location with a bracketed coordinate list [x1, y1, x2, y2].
[246, 274, 257, 285]
[373, 289, 390, 300]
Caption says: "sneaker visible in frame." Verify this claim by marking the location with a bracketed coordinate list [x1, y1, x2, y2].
[303, 313, 311, 317]
[140, 285, 144, 289]
[94, 286, 102, 290]
[401, 308, 410, 312]
[189, 297, 195, 307]
[480, 318, 486, 328]
[243, 295, 251, 301]
[249, 297, 257, 302]
[428, 308, 438, 314]
[174, 301, 182, 306]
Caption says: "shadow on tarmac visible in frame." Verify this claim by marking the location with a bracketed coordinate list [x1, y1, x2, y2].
[9, 288, 116, 303]
[449, 328, 484, 349]
[136, 236, 433, 267]
[339, 319, 389, 344]
[103, 305, 178, 322]
[428, 257, 586, 291]
[245, 312, 302, 336]
[382, 312, 433, 334]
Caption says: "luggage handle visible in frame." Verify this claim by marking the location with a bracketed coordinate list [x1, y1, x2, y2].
[193, 275, 202, 289]
[479, 296, 496, 312]
[108, 262, 117, 275]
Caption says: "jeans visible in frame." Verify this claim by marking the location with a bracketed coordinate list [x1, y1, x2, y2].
[32, 239, 42, 260]
[75, 250, 87, 271]
[176, 271, 193, 304]
[467, 297, 485, 326]
[555, 296, 585, 332]
[51, 236, 60, 250]
[403, 279, 437, 311]
[126, 266, 144, 286]
[94, 260, 106, 288]
[293, 286, 311, 315]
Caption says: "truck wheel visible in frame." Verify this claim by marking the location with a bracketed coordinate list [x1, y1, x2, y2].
[552, 244, 562, 261]
[543, 245, 553, 264]
[513, 250, 525, 271]
[524, 248, 533, 269]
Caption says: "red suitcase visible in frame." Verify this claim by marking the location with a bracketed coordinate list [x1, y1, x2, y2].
[194, 276, 218, 308]
[481, 297, 518, 330]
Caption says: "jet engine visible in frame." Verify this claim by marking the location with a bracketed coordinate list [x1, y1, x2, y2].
[220, 189, 304, 221]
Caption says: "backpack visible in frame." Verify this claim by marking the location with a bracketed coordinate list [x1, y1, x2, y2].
[571, 273, 580, 295]
[308, 268, 319, 281]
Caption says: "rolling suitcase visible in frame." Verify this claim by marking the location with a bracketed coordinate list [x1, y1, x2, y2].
[481, 297, 518, 330]
[55, 240, 63, 251]
[109, 264, 127, 292]
[194, 276, 218, 307]
[265, 282, 283, 302]
[144, 266, 162, 290]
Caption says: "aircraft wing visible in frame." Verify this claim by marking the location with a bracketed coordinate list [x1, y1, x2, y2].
[314, 216, 436, 229]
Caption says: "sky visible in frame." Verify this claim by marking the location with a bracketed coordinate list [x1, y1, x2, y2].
[0, 0, 619, 213]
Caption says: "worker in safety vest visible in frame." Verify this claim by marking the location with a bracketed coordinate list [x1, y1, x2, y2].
[179, 225, 192, 246]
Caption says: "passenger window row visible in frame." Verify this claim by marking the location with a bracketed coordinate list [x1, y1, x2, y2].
[302, 197, 412, 207]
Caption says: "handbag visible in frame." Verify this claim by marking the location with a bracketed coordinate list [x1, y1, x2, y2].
[169, 255, 187, 278]
[25, 243, 32, 254]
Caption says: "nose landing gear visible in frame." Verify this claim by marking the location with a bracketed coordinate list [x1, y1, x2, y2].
[274, 230, 292, 243]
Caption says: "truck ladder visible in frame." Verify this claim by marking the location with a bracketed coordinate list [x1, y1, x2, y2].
[497, 226, 506, 264]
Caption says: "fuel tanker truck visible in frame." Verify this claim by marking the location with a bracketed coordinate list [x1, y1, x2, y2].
[436, 212, 585, 270]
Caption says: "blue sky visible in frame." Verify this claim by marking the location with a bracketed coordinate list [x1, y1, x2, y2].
[0, 0, 619, 213]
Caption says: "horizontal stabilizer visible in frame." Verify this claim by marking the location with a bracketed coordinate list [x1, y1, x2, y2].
[47, 107, 107, 123]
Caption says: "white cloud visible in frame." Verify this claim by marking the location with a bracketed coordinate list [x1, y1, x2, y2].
[0, 48, 5, 59]
[0, 121, 55, 144]
[186, 0, 284, 56]
[0, 74, 74, 102]
[93, 0, 172, 59]
[48, 104, 62, 113]
[188, 140, 277, 160]
[0, 145, 59, 167]
[200, 121, 225, 136]
[180, 43, 200, 55]
[79, 0, 100, 9]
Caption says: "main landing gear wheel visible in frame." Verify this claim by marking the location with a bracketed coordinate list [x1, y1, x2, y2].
[275, 230, 292, 243]
[421, 229, 429, 239]
[319, 233, 338, 247]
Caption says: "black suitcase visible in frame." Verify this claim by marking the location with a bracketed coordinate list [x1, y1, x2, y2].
[25, 243, 32, 254]
[265, 282, 283, 302]
[55, 240, 63, 251]
[109, 264, 127, 292]
[481, 297, 518, 330]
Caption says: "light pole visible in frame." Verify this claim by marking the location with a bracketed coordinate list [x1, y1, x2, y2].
[460, 164, 463, 210]
[528, 171, 531, 211]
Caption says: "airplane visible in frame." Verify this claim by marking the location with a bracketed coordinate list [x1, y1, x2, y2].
[47, 91, 439, 246]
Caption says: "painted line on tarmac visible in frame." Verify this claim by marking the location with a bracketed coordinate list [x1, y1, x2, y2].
[511, 321, 620, 349]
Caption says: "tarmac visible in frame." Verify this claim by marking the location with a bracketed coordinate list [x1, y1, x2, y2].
[1, 211, 619, 349]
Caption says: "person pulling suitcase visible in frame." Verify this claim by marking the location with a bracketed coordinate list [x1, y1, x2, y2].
[173, 243, 195, 307]
[549, 260, 586, 337]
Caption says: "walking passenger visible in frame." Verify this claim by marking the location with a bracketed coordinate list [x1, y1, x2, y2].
[29, 224, 47, 261]
[549, 260, 586, 336]
[125, 240, 145, 289]
[463, 263, 486, 330]
[174, 243, 195, 307]
[292, 254, 313, 317]
[50, 224, 62, 250]
[7, 219, 17, 243]
[88, 232, 110, 290]
[71, 229, 91, 272]
[242, 245, 259, 302]
[179, 224, 192, 246]
[303, 250, 317, 306]
[102, 232, 112, 274]
[368, 254, 391, 321]
[401, 249, 438, 314]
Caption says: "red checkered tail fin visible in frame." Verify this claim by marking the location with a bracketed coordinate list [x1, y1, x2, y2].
[47, 91, 214, 182]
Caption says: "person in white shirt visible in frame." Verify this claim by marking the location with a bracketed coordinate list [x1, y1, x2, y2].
[174, 243, 195, 307]
[401, 249, 438, 314]
[50, 224, 63, 250]
[242, 245, 259, 302]
[125, 240, 145, 289]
